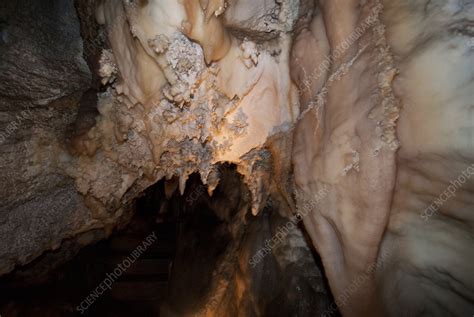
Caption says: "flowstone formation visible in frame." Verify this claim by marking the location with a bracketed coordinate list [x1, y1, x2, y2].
[3, 0, 473, 316]
[69, 0, 301, 227]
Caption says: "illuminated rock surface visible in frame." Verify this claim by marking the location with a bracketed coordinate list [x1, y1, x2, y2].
[0, 0, 473, 316]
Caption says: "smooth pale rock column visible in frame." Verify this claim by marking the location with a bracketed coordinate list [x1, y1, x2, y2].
[292, 1, 399, 316]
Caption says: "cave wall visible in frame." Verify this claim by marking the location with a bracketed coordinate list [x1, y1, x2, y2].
[0, 0, 473, 316]
[0, 0, 101, 275]
[291, 1, 399, 315]
[291, 0, 474, 316]
[379, 1, 474, 315]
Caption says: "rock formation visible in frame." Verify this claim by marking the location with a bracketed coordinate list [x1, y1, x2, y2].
[0, 0, 473, 316]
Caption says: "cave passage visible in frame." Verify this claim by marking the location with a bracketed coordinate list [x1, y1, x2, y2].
[0, 166, 334, 316]
[0, 179, 176, 316]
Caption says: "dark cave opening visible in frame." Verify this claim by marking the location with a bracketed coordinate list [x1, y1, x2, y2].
[0, 165, 335, 317]
[0, 176, 176, 316]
